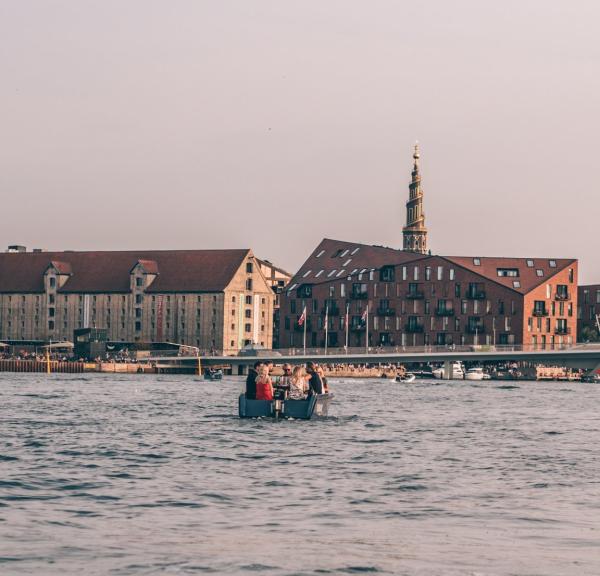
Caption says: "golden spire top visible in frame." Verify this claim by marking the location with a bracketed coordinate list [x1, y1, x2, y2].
[413, 141, 420, 161]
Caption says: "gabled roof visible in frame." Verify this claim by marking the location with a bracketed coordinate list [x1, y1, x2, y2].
[0, 249, 250, 293]
[289, 238, 427, 288]
[444, 256, 576, 294]
[48, 261, 73, 275]
[132, 259, 159, 275]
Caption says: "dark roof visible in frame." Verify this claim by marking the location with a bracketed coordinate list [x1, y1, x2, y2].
[289, 238, 427, 288]
[0, 249, 250, 293]
[288, 238, 576, 295]
[444, 256, 576, 294]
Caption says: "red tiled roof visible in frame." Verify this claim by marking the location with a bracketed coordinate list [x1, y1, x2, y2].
[0, 250, 250, 293]
[289, 238, 427, 287]
[443, 256, 576, 294]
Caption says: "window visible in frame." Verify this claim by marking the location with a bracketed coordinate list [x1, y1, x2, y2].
[245, 309, 252, 318]
[437, 266, 443, 281]
[526, 259, 534, 267]
[316, 249, 325, 258]
[402, 266, 407, 281]
[136, 277, 143, 287]
[413, 266, 419, 281]
[340, 249, 349, 258]
[245, 323, 251, 333]
[536, 269, 544, 277]
[135, 294, 143, 304]
[497, 268, 519, 277]
[342, 258, 352, 267]
[135, 321, 141, 331]
[513, 280, 521, 288]
[350, 247, 360, 255]
[315, 270, 324, 278]
[302, 270, 312, 278]
[232, 296, 236, 302]
[568, 268, 574, 283]
[246, 262, 253, 273]
[327, 269, 337, 277]
[380, 267, 395, 282]
[549, 260, 556, 268]
[473, 258, 481, 266]
[297, 285, 312, 298]
[425, 267, 431, 281]
[48, 307, 55, 317]
[245, 295, 252, 305]
[48, 320, 54, 330]
[49, 277, 56, 288]
[245, 279, 253, 290]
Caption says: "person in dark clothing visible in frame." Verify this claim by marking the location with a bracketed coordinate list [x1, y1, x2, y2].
[305, 362, 324, 395]
[245, 361, 263, 399]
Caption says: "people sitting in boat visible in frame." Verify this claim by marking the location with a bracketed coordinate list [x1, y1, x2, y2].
[255, 365, 274, 400]
[245, 361, 262, 400]
[278, 363, 293, 388]
[316, 364, 329, 393]
[305, 362, 325, 395]
[288, 366, 308, 400]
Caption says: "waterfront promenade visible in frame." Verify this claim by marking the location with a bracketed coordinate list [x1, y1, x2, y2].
[145, 343, 600, 375]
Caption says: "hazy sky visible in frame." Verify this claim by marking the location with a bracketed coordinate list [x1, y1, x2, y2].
[1, 1, 598, 281]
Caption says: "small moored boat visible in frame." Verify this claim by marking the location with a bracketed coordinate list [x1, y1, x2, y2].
[238, 393, 332, 419]
[465, 367, 485, 381]
[204, 368, 223, 381]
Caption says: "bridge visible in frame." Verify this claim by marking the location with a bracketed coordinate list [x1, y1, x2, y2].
[142, 343, 600, 376]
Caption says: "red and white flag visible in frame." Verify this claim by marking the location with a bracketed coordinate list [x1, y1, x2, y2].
[298, 306, 307, 326]
[361, 306, 368, 323]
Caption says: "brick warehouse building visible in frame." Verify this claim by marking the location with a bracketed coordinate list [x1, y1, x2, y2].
[578, 284, 600, 341]
[0, 248, 277, 354]
[278, 238, 578, 350]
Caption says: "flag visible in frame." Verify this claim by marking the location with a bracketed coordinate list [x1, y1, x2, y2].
[298, 306, 307, 326]
[324, 305, 329, 327]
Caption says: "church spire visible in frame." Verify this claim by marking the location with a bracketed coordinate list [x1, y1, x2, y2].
[402, 143, 428, 254]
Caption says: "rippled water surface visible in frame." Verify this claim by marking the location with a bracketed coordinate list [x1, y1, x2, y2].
[1, 373, 599, 575]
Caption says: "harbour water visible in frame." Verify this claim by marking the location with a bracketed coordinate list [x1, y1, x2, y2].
[1, 374, 599, 575]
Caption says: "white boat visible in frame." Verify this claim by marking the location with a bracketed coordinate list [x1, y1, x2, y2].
[465, 367, 485, 381]
[432, 362, 465, 380]
[396, 373, 416, 383]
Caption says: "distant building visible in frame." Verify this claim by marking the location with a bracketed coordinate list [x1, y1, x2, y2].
[279, 239, 578, 350]
[0, 248, 280, 354]
[257, 259, 292, 349]
[578, 284, 600, 341]
[402, 144, 428, 254]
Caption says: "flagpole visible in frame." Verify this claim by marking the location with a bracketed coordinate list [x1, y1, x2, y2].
[345, 303, 349, 354]
[303, 304, 307, 356]
[324, 304, 329, 355]
[365, 304, 369, 354]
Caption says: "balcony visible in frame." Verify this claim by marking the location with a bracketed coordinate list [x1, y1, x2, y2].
[554, 292, 570, 301]
[466, 325, 485, 334]
[532, 308, 549, 317]
[554, 326, 571, 335]
[466, 290, 486, 300]
[377, 307, 396, 316]
[406, 291, 424, 300]
[435, 308, 455, 316]
[350, 292, 368, 300]
[405, 323, 424, 333]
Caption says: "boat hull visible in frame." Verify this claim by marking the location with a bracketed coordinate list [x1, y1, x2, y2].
[238, 393, 332, 419]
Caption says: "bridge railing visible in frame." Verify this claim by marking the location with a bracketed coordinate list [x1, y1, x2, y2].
[255, 342, 600, 357]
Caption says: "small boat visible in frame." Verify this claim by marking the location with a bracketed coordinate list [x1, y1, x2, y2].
[396, 373, 416, 383]
[204, 368, 223, 381]
[432, 362, 465, 379]
[581, 371, 600, 384]
[465, 367, 485, 381]
[238, 393, 333, 419]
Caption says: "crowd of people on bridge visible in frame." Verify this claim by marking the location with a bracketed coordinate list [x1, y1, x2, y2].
[245, 361, 329, 401]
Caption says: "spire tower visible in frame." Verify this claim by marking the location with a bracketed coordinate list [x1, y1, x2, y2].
[402, 143, 428, 254]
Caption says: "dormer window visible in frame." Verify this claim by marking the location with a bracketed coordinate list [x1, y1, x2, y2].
[497, 268, 519, 277]
[473, 258, 481, 266]
[136, 277, 143, 287]
[49, 277, 56, 288]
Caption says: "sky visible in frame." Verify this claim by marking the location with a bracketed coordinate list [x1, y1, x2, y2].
[1, 0, 598, 282]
